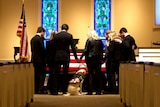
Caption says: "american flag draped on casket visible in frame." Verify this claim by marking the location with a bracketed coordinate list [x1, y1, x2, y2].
[69, 53, 106, 73]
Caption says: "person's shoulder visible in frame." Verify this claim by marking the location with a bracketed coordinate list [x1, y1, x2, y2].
[125, 35, 132, 40]
[66, 32, 73, 39]
[127, 34, 133, 38]
[67, 32, 72, 35]
[95, 39, 103, 43]
[31, 35, 38, 40]
[53, 32, 61, 38]
[60, 31, 72, 36]
[128, 35, 135, 40]
[63, 32, 72, 37]
[57, 31, 71, 35]
[97, 39, 102, 41]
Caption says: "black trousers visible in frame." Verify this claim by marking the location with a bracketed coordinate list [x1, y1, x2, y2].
[54, 61, 69, 93]
[106, 61, 120, 92]
[47, 63, 55, 93]
[87, 57, 102, 94]
[33, 62, 46, 93]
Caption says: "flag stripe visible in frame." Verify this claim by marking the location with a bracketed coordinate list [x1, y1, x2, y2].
[17, 4, 29, 62]
[17, 18, 24, 37]
[68, 53, 106, 73]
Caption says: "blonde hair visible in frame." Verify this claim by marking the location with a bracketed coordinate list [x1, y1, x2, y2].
[106, 30, 112, 35]
[50, 31, 57, 40]
[108, 31, 121, 41]
[87, 30, 99, 40]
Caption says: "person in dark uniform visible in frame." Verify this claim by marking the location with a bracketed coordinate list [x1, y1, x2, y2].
[52, 24, 79, 95]
[30, 26, 47, 94]
[46, 30, 57, 94]
[80, 30, 104, 95]
[119, 27, 137, 62]
[105, 31, 122, 94]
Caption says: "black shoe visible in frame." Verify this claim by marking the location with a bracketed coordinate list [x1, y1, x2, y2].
[35, 91, 39, 94]
[51, 92, 58, 95]
[63, 92, 67, 94]
[103, 91, 118, 94]
[96, 92, 101, 95]
[36, 90, 48, 94]
[51, 91, 58, 95]
[86, 92, 92, 95]
[43, 90, 48, 94]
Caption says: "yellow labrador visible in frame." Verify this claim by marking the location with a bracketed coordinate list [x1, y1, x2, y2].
[67, 69, 87, 95]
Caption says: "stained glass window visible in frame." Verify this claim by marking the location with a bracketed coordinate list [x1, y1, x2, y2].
[94, 0, 111, 40]
[41, 0, 111, 47]
[155, 0, 160, 26]
[42, 0, 58, 39]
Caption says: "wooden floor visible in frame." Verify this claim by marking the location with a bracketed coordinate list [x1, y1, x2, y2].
[30, 93, 124, 107]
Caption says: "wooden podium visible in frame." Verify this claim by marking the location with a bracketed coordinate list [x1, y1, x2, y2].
[73, 39, 79, 49]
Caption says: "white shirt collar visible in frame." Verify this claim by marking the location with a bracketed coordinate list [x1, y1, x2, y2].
[125, 33, 129, 37]
[61, 30, 66, 32]
[36, 33, 41, 36]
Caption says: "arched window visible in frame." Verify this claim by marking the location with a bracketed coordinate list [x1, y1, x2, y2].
[94, 0, 111, 39]
[94, 0, 111, 50]
[41, 0, 58, 39]
[154, 0, 160, 27]
[41, 0, 111, 41]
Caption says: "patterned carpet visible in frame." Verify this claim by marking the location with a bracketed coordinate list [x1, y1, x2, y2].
[30, 93, 124, 107]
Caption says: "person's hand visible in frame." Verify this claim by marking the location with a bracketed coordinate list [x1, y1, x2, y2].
[114, 39, 122, 44]
[101, 61, 105, 64]
[76, 58, 80, 63]
[106, 42, 110, 47]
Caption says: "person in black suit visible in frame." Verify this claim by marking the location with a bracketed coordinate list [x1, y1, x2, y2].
[52, 24, 79, 95]
[30, 26, 46, 94]
[80, 30, 104, 95]
[46, 30, 57, 94]
[104, 31, 122, 94]
[119, 27, 137, 61]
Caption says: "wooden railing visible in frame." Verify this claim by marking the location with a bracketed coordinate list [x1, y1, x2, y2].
[119, 61, 160, 107]
[0, 62, 34, 107]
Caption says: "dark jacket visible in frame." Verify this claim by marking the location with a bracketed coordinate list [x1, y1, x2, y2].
[46, 39, 55, 65]
[107, 39, 122, 62]
[30, 35, 45, 64]
[53, 31, 78, 62]
[121, 35, 137, 61]
[80, 38, 104, 64]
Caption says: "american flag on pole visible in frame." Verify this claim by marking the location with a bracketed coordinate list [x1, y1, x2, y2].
[16, 3, 29, 62]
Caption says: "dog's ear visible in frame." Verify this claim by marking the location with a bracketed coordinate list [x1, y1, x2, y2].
[76, 69, 87, 78]
[82, 70, 86, 75]
[76, 69, 83, 74]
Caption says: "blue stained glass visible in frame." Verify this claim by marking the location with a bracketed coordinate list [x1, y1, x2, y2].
[42, 0, 58, 38]
[94, 0, 111, 49]
[41, 0, 111, 48]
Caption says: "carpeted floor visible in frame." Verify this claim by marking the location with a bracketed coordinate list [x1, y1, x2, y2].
[30, 93, 124, 107]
